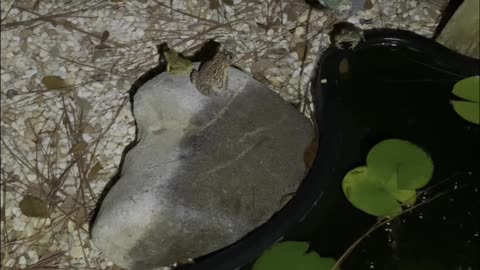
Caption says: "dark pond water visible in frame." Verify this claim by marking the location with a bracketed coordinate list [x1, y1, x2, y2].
[241, 38, 480, 270]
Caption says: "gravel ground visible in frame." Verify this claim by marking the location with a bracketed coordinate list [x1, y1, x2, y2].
[1, 0, 447, 269]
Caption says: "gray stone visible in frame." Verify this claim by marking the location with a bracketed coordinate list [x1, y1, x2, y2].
[91, 64, 314, 270]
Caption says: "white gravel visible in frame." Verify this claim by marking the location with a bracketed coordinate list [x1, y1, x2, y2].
[1, 0, 446, 269]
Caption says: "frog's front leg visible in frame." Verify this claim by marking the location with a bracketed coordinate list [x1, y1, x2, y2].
[190, 69, 198, 85]
[349, 40, 359, 50]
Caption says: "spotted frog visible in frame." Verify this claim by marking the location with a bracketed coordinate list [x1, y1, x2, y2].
[333, 25, 365, 50]
[190, 48, 233, 96]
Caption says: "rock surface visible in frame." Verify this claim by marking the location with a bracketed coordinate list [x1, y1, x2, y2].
[90, 64, 314, 270]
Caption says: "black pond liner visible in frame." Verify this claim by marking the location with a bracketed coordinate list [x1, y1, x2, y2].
[180, 29, 480, 270]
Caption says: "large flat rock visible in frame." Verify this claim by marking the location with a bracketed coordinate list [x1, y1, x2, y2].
[91, 64, 313, 270]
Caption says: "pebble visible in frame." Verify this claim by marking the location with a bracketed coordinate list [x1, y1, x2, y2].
[6, 89, 17, 99]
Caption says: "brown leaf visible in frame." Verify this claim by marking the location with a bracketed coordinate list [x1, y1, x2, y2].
[111, 264, 125, 270]
[256, 22, 269, 31]
[87, 162, 104, 182]
[295, 41, 309, 60]
[27, 251, 65, 268]
[19, 195, 50, 218]
[364, 0, 374, 10]
[74, 207, 88, 227]
[208, 0, 220, 9]
[100, 30, 110, 43]
[304, 138, 318, 169]
[68, 141, 88, 154]
[221, 0, 234, 6]
[42, 75, 67, 90]
[251, 59, 274, 74]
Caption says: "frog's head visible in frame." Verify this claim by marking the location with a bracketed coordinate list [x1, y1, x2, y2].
[216, 48, 234, 63]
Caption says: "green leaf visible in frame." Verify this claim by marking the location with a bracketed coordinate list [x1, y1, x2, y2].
[383, 172, 417, 205]
[342, 166, 402, 217]
[451, 100, 480, 124]
[367, 139, 434, 190]
[253, 241, 337, 270]
[452, 76, 480, 102]
[19, 195, 50, 218]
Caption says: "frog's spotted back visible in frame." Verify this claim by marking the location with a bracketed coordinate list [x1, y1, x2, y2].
[191, 49, 233, 96]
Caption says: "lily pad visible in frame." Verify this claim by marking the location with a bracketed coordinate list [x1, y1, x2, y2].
[451, 100, 480, 125]
[452, 76, 480, 102]
[252, 241, 337, 270]
[342, 166, 404, 217]
[451, 76, 480, 124]
[367, 139, 434, 190]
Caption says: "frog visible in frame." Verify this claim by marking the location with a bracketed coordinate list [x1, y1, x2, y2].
[190, 48, 233, 96]
[162, 49, 193, 74]
[333, 24, 365, 50]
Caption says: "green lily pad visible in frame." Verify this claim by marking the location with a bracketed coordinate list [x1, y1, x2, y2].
[252, 241, 337, 270]
[452, 76, 480, 102]
[451, 100, 480, 124]
[451, 76, 480, 124]
[342, 166, 405, 217]
[383, 171, 417, 206]
[367, 139, 434, 190]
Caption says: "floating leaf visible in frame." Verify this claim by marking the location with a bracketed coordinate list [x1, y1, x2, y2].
[451, 101, 480, 124]
[19, 195, 49, 218]
[253, 241, 337, 270]
[452, 76, 480, 102]
[367, 139, 434, 190]
[451, 76, 480, 124]
[342, 166, 403, 217]
[87, 161, 104, 181]
[42, 75, 67, 90]
[383, 171, 417, 205]
[68, 141, 88, 154]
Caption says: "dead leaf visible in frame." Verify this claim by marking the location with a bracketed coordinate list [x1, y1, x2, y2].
[95, 43, 111, 50]
[68, 141, 88, 154]
[256, 22, 269, 31]
[111, 264, 125, 270]
[304, 138, 318, 169]
[208, 0, 220, 9]
[74, 207, 88, 227]
[100, 30, 110, 43]
[19, 195, 50, 218]
[221, 0, 234, 6]
[83, 123, 97, 133]
[42, 75, 67, 90]
[339, 57, 349, 74]
[295, 41, 309, 60]
[364, 0, 373, 10]
[251, 59, 274, 74]
[27, 251, 65, 268]
[87, 162, 104, 182]
[26, 184, 52, 201]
